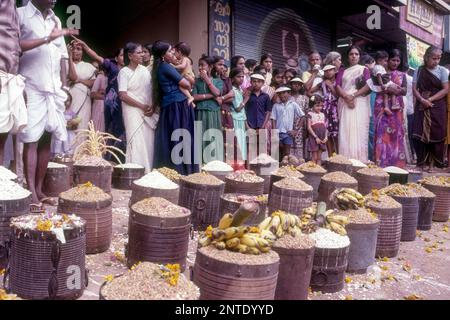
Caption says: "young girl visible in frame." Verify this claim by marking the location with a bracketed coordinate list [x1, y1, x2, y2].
[193, 55, 224, 164]
[320, 65, 339, 156]
[307, 95, 328, 165]
[173, 42, 196, 106]
[290, 77, 309, 161]
[230, 68, 247, 162]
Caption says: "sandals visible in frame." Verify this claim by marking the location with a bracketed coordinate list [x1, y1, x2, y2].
[40, 197, 58, 207]
[30, 203, 45, 214]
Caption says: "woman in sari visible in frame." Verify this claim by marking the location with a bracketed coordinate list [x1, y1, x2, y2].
[118, 43, 158, 172]
[412, 46, 449, 172]
[67, 41, 96, 132]
[374, 49, 407, 168]
[336, 45, 371, 162]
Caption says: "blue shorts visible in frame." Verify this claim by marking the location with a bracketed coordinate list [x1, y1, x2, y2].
[279, 133, 293, 146]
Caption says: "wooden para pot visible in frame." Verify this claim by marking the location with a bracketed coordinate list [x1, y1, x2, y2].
[249, 162, 279, 195]
[202, 169, 234, 182]
[193, 247, 280, 300]
[225, 176, 265, 196]
[43, 165, 72, 197]
[178, 179, 225, 230]
[58, 196, 113, 254]
[422, 183, 450, 222]
[318, 173, 358, 208]
[0, 195, 31, 269]
[298, 169, 327, 201]
[74, 165, 113, 194]
[53, 157, 75, 186]
[391, 195, 419, 242]
[356, 171, 389, 196]
[112, 166, 145, 190]
[219, 194, 268, 225]
[269, 181, 313, 216]
[4, 222, 87, 300]
[346, 222, 379, 274]
[130, 182, 180, 207]
[127, 203, 192, 272]
[326, 161, 353, 175]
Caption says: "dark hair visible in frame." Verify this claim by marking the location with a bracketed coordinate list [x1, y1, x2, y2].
[143, 44, 153, 53]
[388, 49, 401, 60]
[375, 50, 389, 61]
[253, 65, 266, 74]
[209, 55, 224, 78]
[260, 53, 273, 65]
[309, 51, 321, 57]
[309, 94, 324, 108]
[347, 45, 362, 58]
[270, 68, 284, 87]
[229, 67, 244, 80]
[230, 55, 245, 69]
[285, 68, 297, 77]
[360, 54, 375, 65]
[245, 59, 258, 70]
[151, 40, 172, 106]
[124, 42, 141, 66]
[174, 42, 191, 57]
[114, 48, 123, 59]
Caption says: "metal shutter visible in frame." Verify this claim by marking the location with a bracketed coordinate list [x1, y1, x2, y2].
[233, 0, 332, 69]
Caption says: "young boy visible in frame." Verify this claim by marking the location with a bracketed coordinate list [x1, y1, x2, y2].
[173, 42, 196, 106]
[368, 51, 399, 115]
[271, 87, 304, 160]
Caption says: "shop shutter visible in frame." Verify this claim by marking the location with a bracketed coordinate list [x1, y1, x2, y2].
[233, 0, 332, 70]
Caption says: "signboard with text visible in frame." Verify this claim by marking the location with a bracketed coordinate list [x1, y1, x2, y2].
[209, 0, 232, 66]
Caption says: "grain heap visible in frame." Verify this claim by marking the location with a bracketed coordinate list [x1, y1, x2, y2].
[249, 153, 277, 165]
[380, 184, 417, 197]
[47, 162, 68, 169]
[222, 194, 268, 205]
[297, 161, 327, 173]
[328, 154, 352, 165]
[272, 166, 304, 179]
[281, 155, 302, 167]
[197, 245, 279, 265]
[349, 159, 367, 168]
[420, 176, 450, 187]
[274, 177, 312, 191]
[322, 171, 357, 184]
[10, 213, 84, 232]
[226, 170, 264, 183]
[273, 234, 315, 250]
[364, 190, 401, 209]
[135, 170, 179, 189]
[181, 172, 223, 185]
[407, 183, 435, 198]
[202, 161, 233, 172]
[115, 163, 144, 169]
[157, 167, 182, 183]
[358, 166, 389, 177]
[132, 197, 190, 218]
[0, 180, 31, 201]
[74, 155, 112, 167]
[60, 182, 111, 202]
[309, 228, 350, 249]
[0, 166, 18, 181]
[337, 208, 379, 225]
[101, 263, 199, 300]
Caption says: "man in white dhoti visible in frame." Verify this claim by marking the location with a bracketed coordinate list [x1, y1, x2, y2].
[17, 0, 78, 207]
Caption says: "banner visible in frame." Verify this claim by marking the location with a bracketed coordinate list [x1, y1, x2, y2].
[406, 34, 430, 70]
[209, 0, 232, 66]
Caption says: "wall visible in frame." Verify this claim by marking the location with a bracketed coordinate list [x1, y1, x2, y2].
[179, 0, 208, 71]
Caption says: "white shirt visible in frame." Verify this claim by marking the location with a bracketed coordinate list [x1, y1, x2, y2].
[271, 100, 304, 133]
[17, 1, 68, 93]
[404, 74, 414, 116]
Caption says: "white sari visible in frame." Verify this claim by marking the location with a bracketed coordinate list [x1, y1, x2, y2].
[338, 64, 371, 163]
[69, 61, 96, 131]
[118, 65, 158, 172]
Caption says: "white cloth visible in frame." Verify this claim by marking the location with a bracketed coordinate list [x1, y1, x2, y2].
[17, 2, 68, 143]
[68, 61, 96, 131]
[118, 65, 158, 172]
[404, 74, 414, 116]
[271, 100, 304, 133]
[372, 64, 387, 77]
[338, 65, 371, 163]
[51, 112, 76, 156]
[0, 71, 27, 134]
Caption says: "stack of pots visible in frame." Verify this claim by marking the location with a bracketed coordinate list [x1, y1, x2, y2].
[297, 162, 327, 201]
[365, 193, 402, 258]
[178, 173, 225, 230]
[43, 162, 72, 197]
[269, 166, 304, 197]
[58, 187, 113, 254]
[0, 193, 31, 269]
[272, 235, 315, 300]
[318, 172, 358, 208]
[356, 167, 390, 196]
[112, 164, 145, 190]
[269, 178, 313, 216]
[219, 194, 268, 225]
[127, 198, 191, 271]
[5, 214, 87, 300]
[73, 162, 113, 194]
[249, 157, 279, 195]
[421, 179, 450, 222]
[193, 246, 280, 300]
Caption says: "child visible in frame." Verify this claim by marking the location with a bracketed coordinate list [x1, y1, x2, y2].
[290, 77, 309, 161]
[321, 65, 339, 156]
[271, 87, 304, 160]
[242, 59, 257, 91]
[307, 94, 328, 165]
[368, 51, 399, 115]
[51, 89, 80, 157]
[173, 42, 196, 106]
[230, 68, 248, 162]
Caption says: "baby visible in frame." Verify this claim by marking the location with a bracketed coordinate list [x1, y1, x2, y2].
[173, 42, 196, 106]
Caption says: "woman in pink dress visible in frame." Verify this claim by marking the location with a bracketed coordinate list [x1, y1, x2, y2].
[90, 67, 107, 132]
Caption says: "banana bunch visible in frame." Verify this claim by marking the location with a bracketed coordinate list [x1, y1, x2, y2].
[324, 210, 349, 236]
[258, 211, 302, 239]
[331, 188, 365, 210]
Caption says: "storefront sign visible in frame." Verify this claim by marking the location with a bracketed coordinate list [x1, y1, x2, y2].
[209, 0, 232, 66]
[406, 33, 430, 70]
[400, 0, 444, 47]
[406, 0, 435, 34]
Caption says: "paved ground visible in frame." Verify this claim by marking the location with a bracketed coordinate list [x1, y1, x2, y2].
[1, 170, 450, 301]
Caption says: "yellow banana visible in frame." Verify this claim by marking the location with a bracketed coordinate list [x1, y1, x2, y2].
[276, 224, 284, 238]
[270, 216, 281, 233]
[235, 226, 250, 238]
[214, 241, 226, 250]
[327, 215, 349, 226]
[343, 194, 360, 205]
[330, 222, 347, 236]
[261, 230, 277, 242]
[198, 236, 212, 248]
[222, 227, 239, 240]
[218, 214, 234, 230]
[236, 244, 248, 254]
[343, 188, 364, 201]
[259, 246, 271, 253]
[288, 227, 302, 238]
[226, 238, 240, 249]
[280, 213, 290, 231]
[212, 229, 226, 241]
[240, 235, 259, 248]
[258, 217, 272, 231]
[256, 237, 270, 250]
[246, 247, 261, 255]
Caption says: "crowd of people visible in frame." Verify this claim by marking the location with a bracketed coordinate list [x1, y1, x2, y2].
[2, 0, 450, 208]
